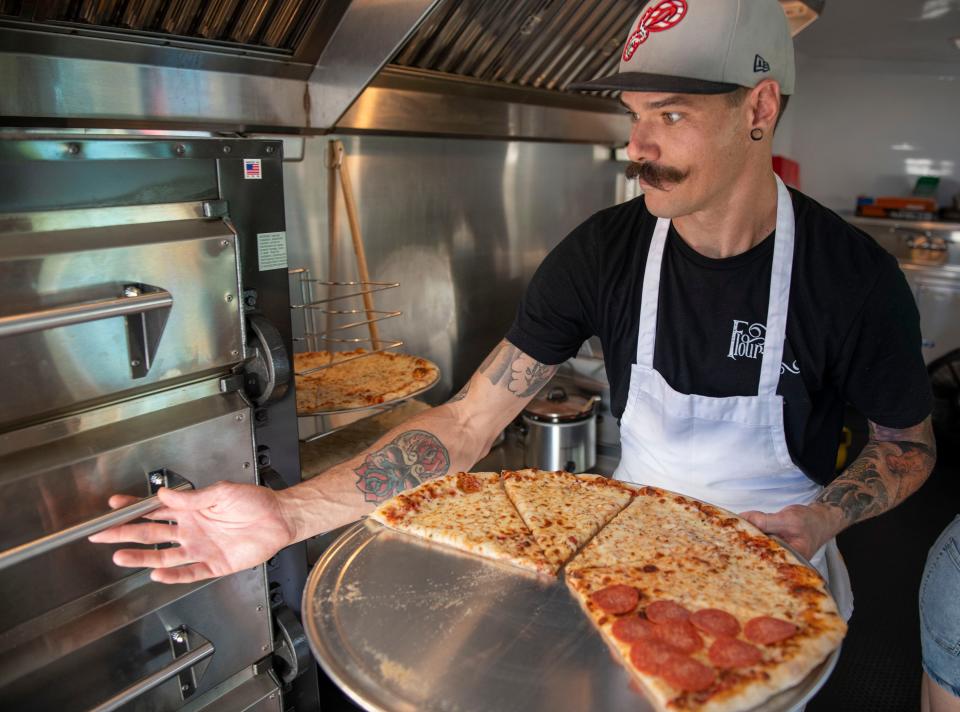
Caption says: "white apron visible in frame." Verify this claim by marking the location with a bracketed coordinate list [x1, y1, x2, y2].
[613, 177, 854, 621]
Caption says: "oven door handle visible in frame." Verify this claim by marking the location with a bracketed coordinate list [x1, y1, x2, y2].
[0, 289, 173, 338]
[0, 284, 174, 379]
[87, 627, 215, 712]
[0, 475, 193, 571]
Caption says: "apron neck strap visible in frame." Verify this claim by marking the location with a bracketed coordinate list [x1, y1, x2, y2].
[757, 175, 795, 396]
[635, 218, 670, 368]
[634, 176, 797, 398]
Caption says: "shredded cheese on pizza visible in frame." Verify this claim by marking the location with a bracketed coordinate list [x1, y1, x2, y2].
[368, 472, 553, 575]
[502, 469, 634, 571]
[295, 349, 439, 413]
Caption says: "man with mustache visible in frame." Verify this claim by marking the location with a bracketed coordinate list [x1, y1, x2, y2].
[93, 0, 934, 633]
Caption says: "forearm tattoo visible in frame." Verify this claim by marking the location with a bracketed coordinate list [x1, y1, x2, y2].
[815, 418, 936, 525]
[479, 341, 557, 398]
[354, 430, 451, 503]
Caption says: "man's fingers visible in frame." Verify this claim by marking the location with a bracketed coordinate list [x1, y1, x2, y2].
[739, 510, 768, 531]
[107, 494, 141, 509]
[740, 509, 817, 559]
[157, 484, 225, 511]
[150, 563, 215, 584]
[740, 510, 793, 538]
[88, 522, 178, 545]
[141, 507, 178, 522]
[104, 483, 227, 515]
[111, 545, 196, 569]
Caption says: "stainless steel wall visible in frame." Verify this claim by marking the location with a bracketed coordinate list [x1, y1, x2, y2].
[282, 135, 624, 402]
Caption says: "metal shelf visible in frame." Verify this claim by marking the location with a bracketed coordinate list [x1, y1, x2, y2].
[288, 269, 404, 373]
[288, 268, 440, 444]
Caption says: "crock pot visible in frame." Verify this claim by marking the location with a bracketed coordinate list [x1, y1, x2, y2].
[520, 386, 598, 473]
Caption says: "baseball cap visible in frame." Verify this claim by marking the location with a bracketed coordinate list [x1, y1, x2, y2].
[570, 0, 795, 95]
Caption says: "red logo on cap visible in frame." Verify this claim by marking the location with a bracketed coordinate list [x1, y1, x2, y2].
[622, 0, 688, 62]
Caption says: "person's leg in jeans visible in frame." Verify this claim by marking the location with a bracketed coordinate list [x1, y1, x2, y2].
[920, 516, 960, 712]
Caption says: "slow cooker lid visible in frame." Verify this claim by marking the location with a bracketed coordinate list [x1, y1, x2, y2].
[523, 387, 597, 423]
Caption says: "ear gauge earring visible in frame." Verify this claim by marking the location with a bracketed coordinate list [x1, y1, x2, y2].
[750, 128, 764, 141]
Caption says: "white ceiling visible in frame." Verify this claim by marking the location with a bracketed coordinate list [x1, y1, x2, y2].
[795, 0, 960, 63]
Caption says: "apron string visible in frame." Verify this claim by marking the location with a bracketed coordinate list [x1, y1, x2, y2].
[757, 176, 795, 397]
[635, 217, 670, 368]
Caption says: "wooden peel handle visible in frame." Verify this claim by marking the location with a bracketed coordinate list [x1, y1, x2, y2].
[333, 140, 381, 350]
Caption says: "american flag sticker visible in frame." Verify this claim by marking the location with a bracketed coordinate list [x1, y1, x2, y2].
[243, 159, 262, 179]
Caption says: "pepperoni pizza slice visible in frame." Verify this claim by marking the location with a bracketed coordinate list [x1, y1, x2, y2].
[501, 469, 635, 571]
[368, 471, 554, 575]
[564, 486, 847, 712]
[567, 562, 844, 712]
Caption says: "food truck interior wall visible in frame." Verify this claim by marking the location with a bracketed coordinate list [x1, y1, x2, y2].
[283, 134, 626, 401]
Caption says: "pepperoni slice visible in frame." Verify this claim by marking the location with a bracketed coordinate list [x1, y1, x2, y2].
[744, 616, 799, 645]
[691, 608, 741, 638]
[654, 619, 703, 654]
[590, 585, 640, 615]
[660, 655, 717, 693]
[612, 616, 658, 643]
[645, 600, 691, 623]
[708, 637, 763, 668]
[628, 638, 680, 676]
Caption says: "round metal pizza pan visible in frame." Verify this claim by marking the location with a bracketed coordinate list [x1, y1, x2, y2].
[303, 520, 842, 712]
[296, 367, 441, 417]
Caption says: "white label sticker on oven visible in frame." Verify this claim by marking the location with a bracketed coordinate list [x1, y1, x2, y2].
[243, 158, 262, 179]
[257, 231, 287, 271]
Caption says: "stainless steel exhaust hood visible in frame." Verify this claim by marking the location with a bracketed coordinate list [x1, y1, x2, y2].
[0, 0, 442, 132]
[337, 0, 824, 143]
[338, 0, 643, 144]
[0, 0, 822, 142]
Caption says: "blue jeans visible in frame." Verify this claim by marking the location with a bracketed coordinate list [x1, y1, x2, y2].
[920, 515, 960, 697]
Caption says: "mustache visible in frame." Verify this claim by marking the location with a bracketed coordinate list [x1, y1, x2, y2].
[625, 161, 689, 190]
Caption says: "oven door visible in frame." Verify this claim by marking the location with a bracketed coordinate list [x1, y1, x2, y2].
[0, 387, 270, 710]
[0, 569, 272, 711]
[0, 217, 244, 430]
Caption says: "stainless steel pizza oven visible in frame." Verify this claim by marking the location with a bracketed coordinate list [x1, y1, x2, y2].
[0, 135, 317, 710]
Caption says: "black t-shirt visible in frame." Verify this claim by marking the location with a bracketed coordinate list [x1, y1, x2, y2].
[505, 189, 933, 486]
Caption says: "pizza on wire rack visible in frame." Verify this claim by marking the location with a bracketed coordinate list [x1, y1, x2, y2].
[294, 349, 439, 413]
[367, 471, 847, 712]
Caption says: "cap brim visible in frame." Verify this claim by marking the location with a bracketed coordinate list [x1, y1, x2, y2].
[569, 72, 741, 95]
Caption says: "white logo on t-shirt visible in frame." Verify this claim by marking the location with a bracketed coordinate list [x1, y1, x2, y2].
[727, 320, 800, 375]
[728, 320, 765, 361]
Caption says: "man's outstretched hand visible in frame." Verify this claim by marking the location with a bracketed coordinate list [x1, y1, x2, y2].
[89, 482, 296, 584]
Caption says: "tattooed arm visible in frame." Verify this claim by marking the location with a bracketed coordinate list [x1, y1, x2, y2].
[814, 416, 936, 528]
[741, 416, 936, 559]
[89, 340, 557, 582]
[278, 339, 558, 540]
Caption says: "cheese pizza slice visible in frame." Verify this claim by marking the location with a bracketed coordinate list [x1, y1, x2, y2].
[502, 469, 635, 571]
[368, 471, 554, 575]
[569, 484, 782, 571]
